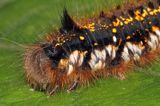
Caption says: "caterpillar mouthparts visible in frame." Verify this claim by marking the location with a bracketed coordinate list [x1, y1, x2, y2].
[24, 0, 160, 95]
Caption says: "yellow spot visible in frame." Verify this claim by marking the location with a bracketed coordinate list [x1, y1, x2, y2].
[152, 26, 159, 32]
[135, 15, 144, 21]
[149, 8, 158, 16]
[113, 18, 122, 27]
[90, 29, 95, 32]
[55, 43, 60, 47]
[147, 8, 151, 12]
[135, 10, 141, 15]
[120, 16, 125, 21]
[126, 17, 133, 22]
[134, 10, 144, 21]
[126, 36, 131, 40]
[112, 28, 117, 33]
[153, 9, 158, 14]
[124, 21, 129, 25]
[89, 23, 95, 26]
[120, 22, 124, 26]
[79, 35, 85, 41]
[149, 11, 154, 15]
[82, 23, 95, 32]
[142, 10, 148, 17]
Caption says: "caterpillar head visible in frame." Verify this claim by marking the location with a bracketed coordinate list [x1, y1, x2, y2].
[42, 43, 62, 68]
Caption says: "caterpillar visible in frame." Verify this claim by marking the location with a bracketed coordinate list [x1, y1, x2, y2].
[24, 0, 160, 95]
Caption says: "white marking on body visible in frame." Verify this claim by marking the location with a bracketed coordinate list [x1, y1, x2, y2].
[132, 44, 142, 56]
[94, 60, 103, 70]
[89, 52, 97, 69]
[68, 50, 85, 75]
[77, 52, 84, 66]
[94, 50, 101, 59]
[89, 60, 96, 70]
[91, 52, 97, 62]
[69, 50, 79, 64]
[67, 64, 74, 75]
[101, 49, 106, 61]
[127, 42, 142, 55]
[121, 46, 130, 62]
[150, 33, 159, 47]
[155, 29, 160, 39]
[126, 42, 134, 53]
[148, 41, 155, 50]
[113, 36, 117, 43]
[94, 49, 106, 60]
[133, 53, 140, 61]
[105, 45, 112, 56]
[112, 47, 116, 59]
[105, 45, 117, 60]
[148, 33, 159, 50]
[96, 49, 106, 69]
[89, 49, 107, 70]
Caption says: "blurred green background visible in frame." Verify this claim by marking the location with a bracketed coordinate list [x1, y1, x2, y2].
[0, 0, 160, 105]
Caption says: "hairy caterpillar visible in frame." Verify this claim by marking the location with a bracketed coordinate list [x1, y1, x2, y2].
[24, 0, 160, 95]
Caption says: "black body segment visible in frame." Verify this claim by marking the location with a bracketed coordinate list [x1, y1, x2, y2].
[43, 0, 160, 69]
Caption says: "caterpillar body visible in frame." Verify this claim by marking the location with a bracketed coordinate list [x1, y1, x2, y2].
[24, 0, 160, 95]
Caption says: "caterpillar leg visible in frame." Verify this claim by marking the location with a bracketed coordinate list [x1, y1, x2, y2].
[47, 85, 59, 96]
[117, 72, 126, 80]
[67, 79, 79, 93]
